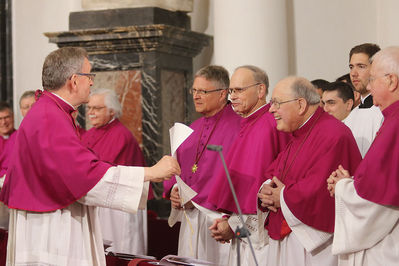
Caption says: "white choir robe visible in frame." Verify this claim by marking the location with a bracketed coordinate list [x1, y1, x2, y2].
[262, 187, 337, 266]
[174, 203, 231, 266]
[332, 178, 399, 266]
[6, 165, 149, 266]
[227, 213, 268, 266]
[99, 207, 147, 255]
[344, 106, 383, 157]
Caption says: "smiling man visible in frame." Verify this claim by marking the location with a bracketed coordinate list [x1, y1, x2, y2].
[163, 65, 241, 265]
[258, 76, 361, 266]
[81, 88, 147, 255]
[322, 81, 354, 121]
[328, 46, 399, 266]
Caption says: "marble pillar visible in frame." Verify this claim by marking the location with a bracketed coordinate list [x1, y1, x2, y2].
[44, 7, 211, 167]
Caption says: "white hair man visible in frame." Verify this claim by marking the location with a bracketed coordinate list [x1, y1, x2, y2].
[82, 88, 147, 255]
[328, 46, 399, 266]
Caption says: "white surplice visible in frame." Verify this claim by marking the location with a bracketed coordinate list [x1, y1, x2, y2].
[344, 106, 383, 157]
[177, 206, 231, 266]
[263, 187, 337, 266]
[333, 178, 399, 266]
[99, 207, 147, 255]
[227, 213, 268, 266]
[6, 165, 149, 266]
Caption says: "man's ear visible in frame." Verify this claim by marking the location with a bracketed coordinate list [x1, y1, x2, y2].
[346, 99, 354, 112]
[258, 83, 267, 99]
[388, 73, 399, 92]
[297, 98, 307, 115]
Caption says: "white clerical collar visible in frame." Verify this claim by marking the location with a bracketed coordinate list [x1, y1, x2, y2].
[107, 117, 115, 125]
[50, 92, 76, 110]
[360, 93, 371, 104]
[246, 104, 267, 118]
[298, 112, 315, 129]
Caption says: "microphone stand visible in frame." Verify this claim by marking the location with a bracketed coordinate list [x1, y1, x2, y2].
[207, 145, 259, 266]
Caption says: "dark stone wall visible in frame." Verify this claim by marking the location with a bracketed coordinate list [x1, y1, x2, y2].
[0, 0, 12, 105]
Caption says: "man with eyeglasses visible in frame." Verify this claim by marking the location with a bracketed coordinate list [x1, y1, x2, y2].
[208, 65, 289, 265]
[163, 65, 241, 265]
[344, 43, 384, 158]
[328, 46, 399, 266]
[258, 76, 361, 266]
[0, 47, 180, 266]
[0, 102, 15, 144]
[81, 88, 147, 255]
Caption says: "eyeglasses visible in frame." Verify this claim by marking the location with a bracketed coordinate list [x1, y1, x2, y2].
[0, 115, 11, 122]
[368, 73, 390, 84]
[87, 106, 106, 111]
[228, 83, 261, 94]
[189, 88, 225, 95]
[75, 73, 96, 81]
[270, 98, 298, 109]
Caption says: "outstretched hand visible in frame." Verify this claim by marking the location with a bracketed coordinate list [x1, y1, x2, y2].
[144, 155, 181, 182]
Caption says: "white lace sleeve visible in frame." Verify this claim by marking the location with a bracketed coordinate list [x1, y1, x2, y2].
[281, 187, 332, 253]
[78, 165, 148, 213]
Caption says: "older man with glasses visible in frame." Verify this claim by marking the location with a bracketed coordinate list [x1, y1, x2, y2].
[257, 76, 361, 266]
[81, 88, 147, 256]
[163, 65, 241, 265]
[0, 47, 179, 266]
[208, 65, 289, 266]
[328, 46, 399, 266]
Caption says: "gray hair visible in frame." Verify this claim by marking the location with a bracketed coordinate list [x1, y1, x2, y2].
[236, 65, 269, 94]
[291, 77, 321, 105]
[371, 46, 399, 77]
[19, 90, 35, 106]
[195, 65, 230, 89]
[42, 47, 88, 91]
[90, 88, 122, 118]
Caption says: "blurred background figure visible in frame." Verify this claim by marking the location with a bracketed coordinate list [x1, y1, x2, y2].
[322, 81, 354, 121]
[81, 88, 148, 255]
[311, 79, 330, 107]
[19, 90, 36, 117]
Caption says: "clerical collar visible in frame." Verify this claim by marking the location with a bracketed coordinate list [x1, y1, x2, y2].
[298, 111, 315, 129]
[50, 92, 76, 110]
[246, 104, 267, 118]
[107, 117, 116, 125]
[360, 93, 371, 104]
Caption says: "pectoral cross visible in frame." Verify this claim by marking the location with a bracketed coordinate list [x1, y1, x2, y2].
[192, 164, 198, 173]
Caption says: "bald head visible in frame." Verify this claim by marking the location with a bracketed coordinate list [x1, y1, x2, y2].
[269, 77, 320, 132]
[368, 46, 399, 111]
[229, 65, 269, 117]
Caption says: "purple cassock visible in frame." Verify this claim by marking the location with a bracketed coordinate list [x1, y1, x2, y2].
[207, 104, 290, 214]
[354, 100, 399, 206]
[81, 119, 145, 167]
[163, 103, 241, 210]
[263, 108, 362, 240]
[0, 91, 112, 212]
[0, 130, 18, 177]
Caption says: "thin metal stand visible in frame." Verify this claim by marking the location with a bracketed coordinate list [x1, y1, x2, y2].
[207, 145, 259, 266]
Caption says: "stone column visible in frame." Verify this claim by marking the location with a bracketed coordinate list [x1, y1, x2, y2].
[44, 7, 211, 167]
[213, 0, 289, 90]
